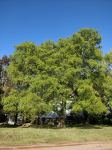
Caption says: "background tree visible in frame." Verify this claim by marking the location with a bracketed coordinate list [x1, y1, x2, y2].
[0, 55, 10, 122]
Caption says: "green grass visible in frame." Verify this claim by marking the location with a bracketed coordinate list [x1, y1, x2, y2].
[0, 125, 112, 145]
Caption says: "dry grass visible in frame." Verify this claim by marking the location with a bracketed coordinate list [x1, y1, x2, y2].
[0, 125, 112, 145]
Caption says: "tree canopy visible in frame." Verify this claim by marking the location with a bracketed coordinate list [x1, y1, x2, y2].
[1, 28, 112, 125]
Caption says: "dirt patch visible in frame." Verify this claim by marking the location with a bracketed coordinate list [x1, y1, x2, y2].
[0, 141, 112, 150]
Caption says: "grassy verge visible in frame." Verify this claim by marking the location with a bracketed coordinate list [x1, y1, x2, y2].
[0, 125, 112, 145]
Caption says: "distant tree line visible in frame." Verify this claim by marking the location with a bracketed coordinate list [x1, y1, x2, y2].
[0, 28, 112, 126]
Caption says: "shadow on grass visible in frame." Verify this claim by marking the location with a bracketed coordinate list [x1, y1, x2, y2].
[0, 123, 18, 128]
[71, 124, 111, 129]
[0, 123, 111, 129]
[76, 125, 102, 129]
[31, 124, 105, 129]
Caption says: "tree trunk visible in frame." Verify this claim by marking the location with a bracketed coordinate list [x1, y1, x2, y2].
[14, 113, 18, 126]
[59, 99, 66, 127]
[83, 111, 89, 124]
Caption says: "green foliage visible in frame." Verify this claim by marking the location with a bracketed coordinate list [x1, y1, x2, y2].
[72, 81, 107, 115]
[1, 28, 112, 125]
[2, 89, 19, 113]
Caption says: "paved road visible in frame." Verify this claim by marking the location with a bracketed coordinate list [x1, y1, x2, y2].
[0, 142, 112, 150]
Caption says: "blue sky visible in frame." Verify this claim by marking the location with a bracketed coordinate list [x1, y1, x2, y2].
[0, 0, 112, 57]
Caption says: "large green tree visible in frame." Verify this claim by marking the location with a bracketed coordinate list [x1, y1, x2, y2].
[2, 28, 112, 125]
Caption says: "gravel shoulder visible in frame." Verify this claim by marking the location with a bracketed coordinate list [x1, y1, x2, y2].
[0, 141, 112, 150]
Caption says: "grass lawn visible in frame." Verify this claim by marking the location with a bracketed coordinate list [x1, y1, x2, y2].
[0, 125, 112, 145]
